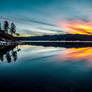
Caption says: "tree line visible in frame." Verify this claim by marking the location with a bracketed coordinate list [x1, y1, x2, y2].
[0, 21, 16, 35]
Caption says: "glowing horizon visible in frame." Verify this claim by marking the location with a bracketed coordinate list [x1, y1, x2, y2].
[59, 21, 92, 35]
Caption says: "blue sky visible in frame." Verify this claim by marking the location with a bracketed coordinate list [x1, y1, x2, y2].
[0, 0, 92, 36]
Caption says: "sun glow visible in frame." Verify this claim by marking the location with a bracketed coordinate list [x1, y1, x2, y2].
[59, 21, 92, 35]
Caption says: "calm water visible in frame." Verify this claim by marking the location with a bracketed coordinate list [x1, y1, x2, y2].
[0, 44, 92, 92]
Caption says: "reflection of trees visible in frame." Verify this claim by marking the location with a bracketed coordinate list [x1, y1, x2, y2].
[6, 52, 11, 63]
[0, 55, 4, 62]
[12, 50, 17, 61]
[0, 45, 21, 63]
[12, 48, 21, 62]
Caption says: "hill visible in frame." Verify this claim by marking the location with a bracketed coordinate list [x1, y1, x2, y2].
[16, 34, 92, 41]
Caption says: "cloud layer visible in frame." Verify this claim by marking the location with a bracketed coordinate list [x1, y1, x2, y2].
[0, 0, 92, 36]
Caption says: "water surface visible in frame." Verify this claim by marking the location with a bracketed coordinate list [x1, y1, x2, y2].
[0, 43, 92, 92]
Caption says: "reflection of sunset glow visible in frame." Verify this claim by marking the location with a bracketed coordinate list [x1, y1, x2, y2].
[57, 47, 92, 61]
[60, 21, 92, 35]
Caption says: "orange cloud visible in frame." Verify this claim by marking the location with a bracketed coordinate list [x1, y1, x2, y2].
[59, 21, 92, 35]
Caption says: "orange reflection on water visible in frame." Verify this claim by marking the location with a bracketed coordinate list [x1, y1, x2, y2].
[59, 21, 92, 35]
[57, 47, 92, 61]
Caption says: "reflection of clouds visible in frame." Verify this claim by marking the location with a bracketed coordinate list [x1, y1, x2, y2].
[18, 45, 62, 61]
[56, 47, 92, 66]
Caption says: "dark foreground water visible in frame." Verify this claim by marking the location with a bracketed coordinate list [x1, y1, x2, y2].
[0, 43, 92, 92]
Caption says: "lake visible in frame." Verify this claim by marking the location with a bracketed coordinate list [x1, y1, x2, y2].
[0, 43, 92, 92]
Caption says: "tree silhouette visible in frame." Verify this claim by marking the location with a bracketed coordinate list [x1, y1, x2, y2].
[10, 23, 16, 35]
[4, 21, 9, 33]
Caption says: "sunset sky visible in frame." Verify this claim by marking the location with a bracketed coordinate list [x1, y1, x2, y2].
[0, 0, 92, 36]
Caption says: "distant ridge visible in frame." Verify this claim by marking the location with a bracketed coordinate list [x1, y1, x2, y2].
[16, 34, 92, 41]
